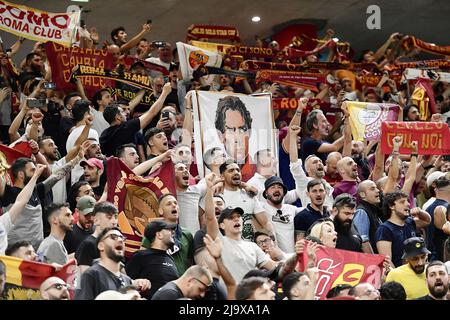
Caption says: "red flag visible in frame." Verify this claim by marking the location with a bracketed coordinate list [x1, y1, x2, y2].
[298, 242, 385, 300]
[0, 255, 76, 300]
[106, 157, 176, 257]
[381, 121, 450, 155]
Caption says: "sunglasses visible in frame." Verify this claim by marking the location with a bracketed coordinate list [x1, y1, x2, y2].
[192, 278, 211, 292]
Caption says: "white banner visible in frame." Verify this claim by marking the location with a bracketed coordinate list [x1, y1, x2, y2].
[176, 41, 222, 80]
[192, 91, 277, 180]
[0, 0, 79, 47]
[403, 68, 450, 83]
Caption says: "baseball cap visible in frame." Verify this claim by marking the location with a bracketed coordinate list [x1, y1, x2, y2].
[263, 176, 287, 199]
[426, 171, 446, 188]
[76, 195, 96, 215]
[144, 220, 177, 242]
[217, 207, 244, 224]
[401, 237, 430, 259]
[80, 158, 104, 171]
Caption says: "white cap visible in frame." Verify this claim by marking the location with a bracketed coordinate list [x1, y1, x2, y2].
[445, 261, 450, 274]
[427, 171, 446, 188]
[95, 290, 136, 300]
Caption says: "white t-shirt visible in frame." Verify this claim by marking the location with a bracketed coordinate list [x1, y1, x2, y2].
[0, 212, 13, 255]
[177, 180, 207, 234]
[50, 157, 68, 203]
[66, 125, 99, 153]
[262, 203, 300, 253]
[222, 189, 265, 241]
[91, 108, 109, 136]
[219, 234, 270, 283]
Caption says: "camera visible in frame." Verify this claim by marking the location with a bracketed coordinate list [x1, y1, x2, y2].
[152, 41, 166, 48]
[44, 82, 56, 90]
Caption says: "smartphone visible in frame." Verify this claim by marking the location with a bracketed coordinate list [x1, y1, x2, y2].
[152, 41, 166, 48]
[28, 99, 45, 108]
[161, 110, 170, 120]
[44, 82, 56, 90]
[146, 19, 152, 25]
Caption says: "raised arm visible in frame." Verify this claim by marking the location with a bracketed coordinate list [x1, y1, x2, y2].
[282, 98, 307, 153]
[410, 207, 431, 230]
[384, 136, 402, 193]
[132, 150, 172, 176]
[288, 125, 301, 163]
[402, 141, 418, 195]
[341, 106, 352, 157]
[180, 91, 193, 146]
[127, 89, 146, 114]
[9, 99, 29, 142]
[8, 164, 46, 224]
[120, 23, 151, 54]
[138, 82, 171, 129]
[204, 173, 222, 240]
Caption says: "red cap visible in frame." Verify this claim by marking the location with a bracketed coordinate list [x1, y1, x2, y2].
[80, 158, 104, 171]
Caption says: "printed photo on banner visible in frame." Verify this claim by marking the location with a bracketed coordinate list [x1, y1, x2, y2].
[192, 91, 277, 180]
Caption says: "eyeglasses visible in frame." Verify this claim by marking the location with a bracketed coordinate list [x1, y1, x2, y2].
[45, 283, 68, 291]
[192, 278, 211, 292]
[103, 233, 126, 241]
[256, 238, 272, 246]
[272, 209, 290, 224]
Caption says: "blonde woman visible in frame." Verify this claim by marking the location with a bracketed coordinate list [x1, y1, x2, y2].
[308, 220, 338, 248]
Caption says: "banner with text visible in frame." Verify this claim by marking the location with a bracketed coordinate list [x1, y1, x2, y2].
[298, 243, 385, 300]
[186, 24, 240, 42]
[345, 101, 400, 141]
[381, 121, 450, 155]
[0, 0, 79, 46]
[106, 157, 176, 258]
[256, 70, 326, 92]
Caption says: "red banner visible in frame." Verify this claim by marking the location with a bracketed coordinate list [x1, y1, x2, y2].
[45, 42, 115, 98]
[272, 98, 330, 111]
[256, 70, 326, 91]
[384, 59, 450, 73]
[226, 46, 278, 59]
[381, 121, 450, 155]
[106, 157, 176, 258]
[0, 255, 76, 300]
[298, 243, 384, 300]
[186, 24, 240, 42]
[241, 60, 377, 72]
[402, 36, 450, 57]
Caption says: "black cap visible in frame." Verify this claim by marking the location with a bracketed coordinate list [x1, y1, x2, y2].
[401, 237, 430, 259]
[217, 207, 244, 224]
[263, 176, 287, 199]
[144, 220, 177, 242]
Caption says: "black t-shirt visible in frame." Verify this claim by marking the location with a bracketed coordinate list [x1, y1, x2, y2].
[335, 224, 363, 253]
[42, 101, 64, 154]
[64, 224, 94, 254]
[415, 295, 435, 300]
[74, 263, 132, 300]
[151, 281, 184, 300]
[301, 136, 327, 163]
[199, 277, 228, 301]
[125, 248, 179, 299]
[75, 235, 99, 266]
[99, 118, 141, 156]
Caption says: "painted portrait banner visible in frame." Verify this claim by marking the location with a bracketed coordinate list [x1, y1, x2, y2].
[297, 242, 385, 300]
[381, 121, 450, 155]
[0, 255, 76, 300]
[106, 157, 176, 258]
[192, 91, 277, 181]
[0, 0, 79, 46]
[345, 101, 400, 141]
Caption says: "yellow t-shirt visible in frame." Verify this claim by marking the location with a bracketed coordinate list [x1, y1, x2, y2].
[385, 263, 429, 300]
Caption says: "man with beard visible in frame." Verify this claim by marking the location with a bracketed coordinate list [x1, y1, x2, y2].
[350, 140, 370, 181]
[332, 157, 359, 198]
[111, 24, 152, 55]
[295, 179, 330, 240]
[417, 260, 449, 300]
[75, 227, 150, 300]
[0, 158, 72, 249]
[126, 220, 179, 299]
[375, 191, 431, 267]
[19, 53, 44, 89]
[262, 176, 301, 253]
[353, 180, 383, 253]
[80, 158, 104, 199]
[219, 159, 274, 241]
[141, 194, 194, 275]
[39, 120, 90, 203]
[71, 138, 106, 185]
[385, 237, 430, 299]
[37, 203, 74, 265]
[331, 193, 363, 253]
[301, 109, 345, 164]
[146, 43, 174, 71]
[76, 202, 119, 274]
[289, 126, 334, 208]
[63, 195, 96, 254]
[39, 277, 70, 300]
